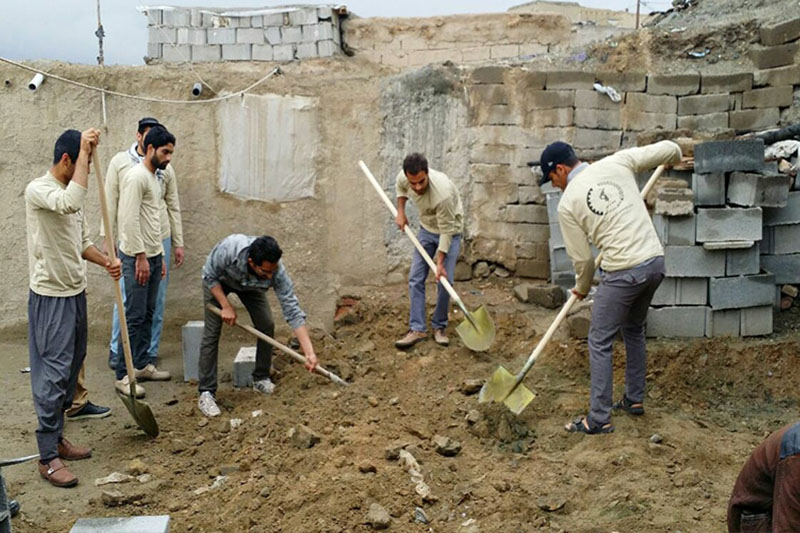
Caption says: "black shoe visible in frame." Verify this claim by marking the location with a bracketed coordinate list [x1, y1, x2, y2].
[108, 351, 120, 370]
[66, 401, 112, 421]
[9, 499, 20, 518]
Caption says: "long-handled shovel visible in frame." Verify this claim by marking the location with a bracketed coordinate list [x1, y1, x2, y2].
[358, 161, 495, 352]
[206, 304, 348, 386]
[479, 164, 667, 414]
[93, 152, 159, 438]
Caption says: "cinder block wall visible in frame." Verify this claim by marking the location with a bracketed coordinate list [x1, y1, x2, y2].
[143, 5, 343, 63]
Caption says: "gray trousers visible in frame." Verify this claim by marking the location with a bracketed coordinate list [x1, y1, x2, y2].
[587, 256, 665, 427]
[199, 284, 275, 395]
[28, 290, 87, 462]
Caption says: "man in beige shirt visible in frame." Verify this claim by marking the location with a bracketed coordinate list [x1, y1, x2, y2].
[113, 125, 175, 396]
[25, 128, 121, 487]
[537, 140, 681, 434]
[394, 153, 464, 349]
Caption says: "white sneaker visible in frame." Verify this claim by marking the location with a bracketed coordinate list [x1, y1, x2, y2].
[135, 363, 171, 381]
[115, 375, 145, 398]
[253, 378, 275, 395]
[198, 391, 221, 417]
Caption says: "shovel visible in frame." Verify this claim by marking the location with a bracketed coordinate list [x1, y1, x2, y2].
[206, 304, 348, 386]
[358, 161, 495, 352]
[479, 164, 667, 414]
[93, 152, 159, 438]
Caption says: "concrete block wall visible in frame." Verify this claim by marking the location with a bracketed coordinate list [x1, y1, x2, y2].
[142, 5, 342, 63]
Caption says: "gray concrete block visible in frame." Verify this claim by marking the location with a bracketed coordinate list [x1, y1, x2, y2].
[727, 172, 792, 207]
[761, 16, 800, 46]
[575, 108, 621, 130]
[753, 65, 800, 87]
[70, 515, 171, 533]
[177, 28, 207, 46]
[700, 72, 753, 94]
[749, 42, 799, 70]
[234, 346, 256, 388]
[237, 28, 265, 44]
[162, 7, 190, 26]
[289, 7, 318, 25]
[625, 92, 678, 114]
[696, 207, 762, 243]
[705, 308, 740, 337]
[207, 28, 236, 45]
[296, 42, 317, 59]
[265, 27, 282, 45]
[251, 15, 264, 27]
[761, 253, 800, 284]
[677, 278, 708, 306]
[318, 6, 334, 19]
[526, 90, 574, 109]
[162, 44, 191, 63]
[703, 240, 755, 250]
[646, 306, 707, 337]
[764, 191, 800, 225]
[743, 86, 794, 109]
[222, 44, 251, 61]
[545, 191, 561, 221]
[740, 305, 773, 336]
[595, 71, 646, 92]
[191, 45, 221, 62]
[574, 89, 623, 110]
[548, 242, 572, 272]
[546, 71, 595, 90]
[694, 139, 765, 174]
[504, 204, 548, 224]
[665, 246, 726, 277]
[181, 321, 203, 382]
[730, 108, 781, 132]
[549, 223, 564, 247]
[773, 224, 800, 254]
[651, 277, 676, 306]
[677, 113, 729, 131]
[252, 44, 274, 61]
[655, 188, 694, 216]
[727, 246, 760, 275]
[228, 16, 250, 28]
[264, 12, 287, 26]
[149, 27, 177, 44]
[647, 73, 700, 96]
[144, 8, 162, 26]
[573, 128, 622, 151]
[302, 23, 335, 42]
[692, 173, 725, 206]
[146, 43, 162, 59]
[281, 26, 302, 44]
[761, 226, 775, 254]
[709, 272, 775, 310]
[621, 110, 677, 131]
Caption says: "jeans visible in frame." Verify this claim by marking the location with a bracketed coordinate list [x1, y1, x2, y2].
[115, 252, 162, 380]
[408, 227, 461, 332]
[198, 284, 275, 396]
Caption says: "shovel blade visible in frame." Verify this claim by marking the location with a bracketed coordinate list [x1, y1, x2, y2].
[455, 305, 495, 352]
[478, 365, 516, 403]
[503, 384, 536, 415]
[117, 391, 159, 438]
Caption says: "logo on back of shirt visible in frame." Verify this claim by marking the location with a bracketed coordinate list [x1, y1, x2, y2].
[586, 182, 624, 216]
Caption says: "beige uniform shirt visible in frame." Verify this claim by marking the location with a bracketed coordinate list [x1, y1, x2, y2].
[557, 140, 682, 295]
[118, 163, 164, 258]
[25, 173, 92, 297]
[102, 147, 183, 247]
[396, 168, 464, 255]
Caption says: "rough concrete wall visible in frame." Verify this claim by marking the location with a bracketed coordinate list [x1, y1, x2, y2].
[0, 61, 385, 335]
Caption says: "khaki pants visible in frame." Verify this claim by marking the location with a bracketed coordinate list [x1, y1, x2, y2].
[65, 363, 88, 416]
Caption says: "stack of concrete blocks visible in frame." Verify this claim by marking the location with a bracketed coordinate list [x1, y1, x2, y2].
[647, 138, 793, 338]
[761, 191, 800, 301]
[143, 5, 342, 63]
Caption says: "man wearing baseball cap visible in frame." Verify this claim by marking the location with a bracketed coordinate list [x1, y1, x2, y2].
[538, 140, 681, 435]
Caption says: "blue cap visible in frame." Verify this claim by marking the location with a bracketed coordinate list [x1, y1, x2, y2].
[536, 141, 576, 186]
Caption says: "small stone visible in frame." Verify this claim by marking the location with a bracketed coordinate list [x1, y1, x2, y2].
[95, 472, 135, 486]
[230, 418, 243, 429]
[219, 464, 239, 476]
[137, 474, 152, 483]
[494, 267, 510, 278]
[101, 489, 127, 507]
[197, 418, 209, 428]
[460, 379, 483, 395]
[389, 397, 399, 405]
[288, 425, 321, 449]
[359, 461, 377, 473]
[367, 502, 392, 529]
[125, 459, 149, 476]
[465, 410, 481, 425]
[194, 436, 205, 446]
[454, 261, 472, 281]
[367, 396, 379, 407]
[432, 434, 462, 457]
[171, 439, 188, 454]
[252, 409, 264, 418]
[472, 261, 490, 278]
[260, 486, 271, 498]
[414, 506, 430, 524]
[537, 495, 566, 512]
[782, 284, 799, 298]
[165, 397, 178, 406]
[384, 441, 407, 461]
[650, 433, 664, 444]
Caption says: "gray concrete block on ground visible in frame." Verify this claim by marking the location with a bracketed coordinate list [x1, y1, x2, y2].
[222, 44, 252, 61]
[647, 73, 700, 96]
[700, 72, 753, 94]
[207, 28, 237, 45]
[233, 346, 257, 388]
[191, 45, 221, 62]
[749, 42, 800, 70]
[764, 191, 800, 225]
[181, 321, 203, 382]
[677, 278, 708, 306]
[252, 44, 274, 61]
[696, 207, 762, 243]
[665, 246, 726, 277]
[551, 270, 575, 293]
[761, 253, 800, 284]
[727, 246, 760, 276]
[646, 306, 707, 337]
[548, 243, 572, 273]
[296, 42, 318, 59]
[694, 139, 765, 174]
[162, 44, 191, 63]
[146, 43, 162, 59]
[761, 16, 800, 46]
[651, 277, 676, 306]
[705, 308, 740, 337]
[708, 272, 775, 310]
[741, 306, 773, 336]
[727, 172, 792, 207]
[70, 515, 170, 533]
[289, 7, 318, 26]
[273, 44, 295, 61]
[692, 173, 725, 206]
[773, 224, 800, 254]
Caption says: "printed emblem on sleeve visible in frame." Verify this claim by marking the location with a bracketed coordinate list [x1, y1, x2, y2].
[586, 182, 624, 216]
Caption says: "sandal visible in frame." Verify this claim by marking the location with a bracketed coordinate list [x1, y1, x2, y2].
[564, 416, 614, 435]
[613, 395, 644, 416]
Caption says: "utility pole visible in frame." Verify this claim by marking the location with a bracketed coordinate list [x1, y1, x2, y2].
[635, 0, 641, 29]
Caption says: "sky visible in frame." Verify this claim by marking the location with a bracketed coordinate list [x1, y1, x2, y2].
[0, 0, 670, 65]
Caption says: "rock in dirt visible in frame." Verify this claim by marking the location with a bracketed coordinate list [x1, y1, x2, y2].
[197, 418, 209, 428]
[472, 262, 490, 278]
[537, 495, 566, 512]
[95, 472, 135, 486]
[288, 425, 321, 449]
[650, 433, 664, 444]
[494, 267, 510, 278]
[259, 486, 271, 498]
[384, 441, 408, 461]
[367, 396, 379, 407]
[465, 410, 481, 425]
[101, 489, 144, 507]
[414, 506, 430, 524]
[171, 439, 188, 454]
[515, 283, 566, 308]
[432, 435, 462, 457]
[125, 459, 149, 476]
[454, 261, 472, 281]
[359, 461, 377, 473]
[367, 503, 392, 530]
[567, 300, 593, 339]
[460, 379, 483, 395]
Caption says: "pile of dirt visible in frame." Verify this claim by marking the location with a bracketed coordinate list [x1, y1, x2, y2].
[6, 279, 799, 532]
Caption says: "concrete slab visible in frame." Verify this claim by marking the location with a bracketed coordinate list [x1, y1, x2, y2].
[181, 321, 204, 382]
[233, 346, 257, 388]
[70, 515, 170, 533]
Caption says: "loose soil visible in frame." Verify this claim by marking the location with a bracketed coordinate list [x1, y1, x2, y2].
[3, 278, 799, 532]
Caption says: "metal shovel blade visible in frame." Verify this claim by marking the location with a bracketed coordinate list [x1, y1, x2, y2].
[478, 365, 536, 414]
[455, 305, 495, 352]
[117, 390, 159, 438]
